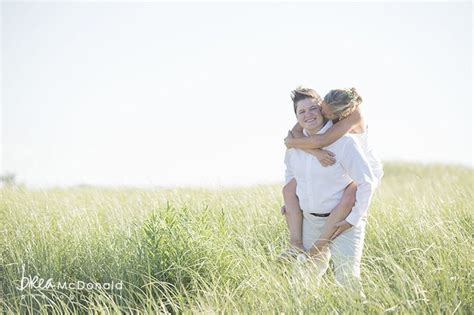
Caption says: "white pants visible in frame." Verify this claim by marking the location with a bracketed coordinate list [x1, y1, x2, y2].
[300, 211, 367, 288]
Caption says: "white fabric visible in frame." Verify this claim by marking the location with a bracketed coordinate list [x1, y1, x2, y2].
[284, 121, 376, 227]
[299, 213, 367, 288]
[351, 128, 384, 187]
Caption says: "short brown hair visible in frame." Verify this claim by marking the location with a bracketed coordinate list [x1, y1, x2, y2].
[291, 86, 322, 113]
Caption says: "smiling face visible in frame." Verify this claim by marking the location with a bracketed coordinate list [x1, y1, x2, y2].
[295, 98, 325, 133]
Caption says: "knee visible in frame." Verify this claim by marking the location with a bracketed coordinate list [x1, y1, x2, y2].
[342, 189, 356, 208]
[282, 181, 297, 199]
[282, 184, 291, 198]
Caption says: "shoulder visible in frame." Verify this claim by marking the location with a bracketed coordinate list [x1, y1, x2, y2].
[334, 134, 355, 146]
[286, 148, 297, 155]
[337, 134, 361, 152]
[285, 148, 308, 162]
[284, 148, 297, 162]
[346, 106, 367, 132]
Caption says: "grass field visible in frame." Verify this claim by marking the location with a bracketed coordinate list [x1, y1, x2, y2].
[1, 163, 472, 313]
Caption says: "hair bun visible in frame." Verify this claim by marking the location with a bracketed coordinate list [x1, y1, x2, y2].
[349, 87, 363, 104]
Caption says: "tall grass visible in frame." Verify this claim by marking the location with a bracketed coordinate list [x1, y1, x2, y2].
[1, 163, 472, 313]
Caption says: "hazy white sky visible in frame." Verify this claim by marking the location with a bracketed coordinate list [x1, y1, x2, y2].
[2, 1, 472, 188]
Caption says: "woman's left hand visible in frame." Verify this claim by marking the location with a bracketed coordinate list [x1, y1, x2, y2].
[330, 220, 353, 240]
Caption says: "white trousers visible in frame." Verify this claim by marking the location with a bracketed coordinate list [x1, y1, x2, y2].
[300, 211, 367, 288]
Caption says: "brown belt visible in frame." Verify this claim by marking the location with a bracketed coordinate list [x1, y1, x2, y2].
[310, 212, 331, 217]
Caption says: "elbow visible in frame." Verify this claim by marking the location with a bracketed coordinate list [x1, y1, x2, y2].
[342, 182, 357, 208]
[341, 192, 356, 210]
[282, 180, 297, 199]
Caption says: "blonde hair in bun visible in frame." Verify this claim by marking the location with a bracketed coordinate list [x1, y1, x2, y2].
[323, 87, 363, 119]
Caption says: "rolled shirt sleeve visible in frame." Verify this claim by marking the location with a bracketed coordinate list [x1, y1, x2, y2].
[284, 149, 295, 186]
[340, 138, 376, 227]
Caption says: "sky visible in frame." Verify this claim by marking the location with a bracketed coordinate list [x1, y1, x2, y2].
[1, 1, 472, 188]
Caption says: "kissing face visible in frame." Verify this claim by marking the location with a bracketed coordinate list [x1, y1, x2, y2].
[320, 101, 337, 120]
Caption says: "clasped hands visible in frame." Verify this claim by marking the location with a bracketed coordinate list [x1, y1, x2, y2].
[284, 129, 336, 167]
[295, 220, 354, 262]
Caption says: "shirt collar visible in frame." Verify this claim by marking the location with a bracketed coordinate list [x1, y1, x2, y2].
[303, 120, 333, 137]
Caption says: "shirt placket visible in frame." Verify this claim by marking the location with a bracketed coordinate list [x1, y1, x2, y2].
[305, 155, 314, 211]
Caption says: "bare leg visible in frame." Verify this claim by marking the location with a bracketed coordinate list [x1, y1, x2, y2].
[308, 182, 357, 256]
[282, 178, 305, 251]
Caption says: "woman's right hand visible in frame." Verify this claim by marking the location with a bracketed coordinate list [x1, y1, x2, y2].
[304, 149, 336, 167]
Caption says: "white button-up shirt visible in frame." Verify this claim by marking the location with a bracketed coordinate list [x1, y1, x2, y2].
[284, 121, 376, 227]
